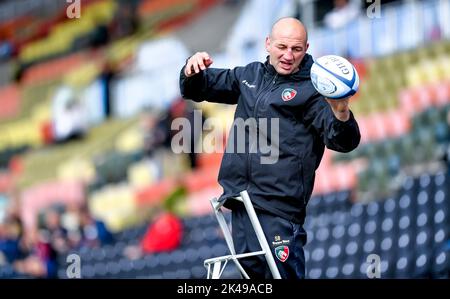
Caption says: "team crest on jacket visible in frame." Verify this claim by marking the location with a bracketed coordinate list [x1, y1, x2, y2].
[281, 88, 297, 101]
[275, 245, 289, 262]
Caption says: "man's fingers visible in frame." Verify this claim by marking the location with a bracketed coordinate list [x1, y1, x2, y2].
[185, 52, 213, 77]
[185, 61, 192, 75]
[326, 97, 349, 107]
[197, 57, 206, 71]
[204, 57, 213, 67]
[192, 61, 200, 74]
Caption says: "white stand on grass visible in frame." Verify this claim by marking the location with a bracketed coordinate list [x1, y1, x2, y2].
[204, 190, 281, 279]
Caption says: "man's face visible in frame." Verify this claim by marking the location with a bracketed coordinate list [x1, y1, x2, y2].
[265, 32, 308, 75]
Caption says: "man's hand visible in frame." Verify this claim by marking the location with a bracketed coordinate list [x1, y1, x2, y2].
[184, 52, 213, 77]
[325, 97, 350, 122]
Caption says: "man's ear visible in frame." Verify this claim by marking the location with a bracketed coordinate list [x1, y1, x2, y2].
[265, 36, 271, 52]
[305, 42, 309, 52]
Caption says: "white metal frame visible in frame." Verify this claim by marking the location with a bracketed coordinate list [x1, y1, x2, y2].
[204, 190, 281, 279]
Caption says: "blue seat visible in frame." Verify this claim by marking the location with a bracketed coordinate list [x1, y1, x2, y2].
[396, 230, 414, 253]
[307, 245, 328, 279]
[93, 261, 108, 277]
[162, 270, 178, 279]
[105, 261, 121, 278]
[306, 194, 323, 216]
[415, 189, 432, 216]
[144, 254, 159, 269]
[343, 240, 364, 278]
[191, 265, 207, 279]
[340, 261, 357, 279]
[432, 247, 449, 278]
[400, 176, 416, 196]
[130, 258, 146, 272]
[379, 250, 396, 278]
[382, 197, 397, 215]
[183, 248, 199, 264]
[324, 261, 340, 279]
[433, 187, 449, 229]
[381, 215, 396, 238]
[81, 263, 96, 278]
[397, 193, 416, 218]
[413, 226, 434, 277]
[174, 268, 191, 279]
[394, 250, 414, 278]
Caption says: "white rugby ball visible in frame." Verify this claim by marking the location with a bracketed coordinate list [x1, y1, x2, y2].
[310, 55, 359, 99]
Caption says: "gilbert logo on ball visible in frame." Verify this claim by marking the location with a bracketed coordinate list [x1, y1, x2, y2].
[310, 55, 359, 99]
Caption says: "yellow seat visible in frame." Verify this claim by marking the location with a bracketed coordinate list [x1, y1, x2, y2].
[115, 126, 144, 153]
[127, 160, 158, 190]
[64, 62, 101, 87]
[89, 183, 139, 232]
[57, 157, 96, 183]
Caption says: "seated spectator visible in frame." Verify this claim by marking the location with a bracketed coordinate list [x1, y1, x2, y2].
[144, 99, 205, 169]
[109, 1, 138, 40]
[79, 206, 114, 247]
[0, 214, 24, 263]
[323, 0, 361, 30]
[43, 207, 69, 254]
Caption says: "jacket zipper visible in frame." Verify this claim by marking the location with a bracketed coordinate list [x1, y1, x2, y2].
[246, 73, 278, 190]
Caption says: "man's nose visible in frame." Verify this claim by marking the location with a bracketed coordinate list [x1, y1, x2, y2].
[284, 50, 294, 60]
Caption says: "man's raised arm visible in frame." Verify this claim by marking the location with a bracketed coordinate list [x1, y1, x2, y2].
[179, 52, 242, 105]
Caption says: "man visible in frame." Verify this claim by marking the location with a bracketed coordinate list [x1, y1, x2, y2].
[179, 17, 360, 279]
[324, 0, 361, 30]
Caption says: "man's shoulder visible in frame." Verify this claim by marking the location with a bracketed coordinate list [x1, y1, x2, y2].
[242, 61, 264, 71]
[231, 61, 265, 79]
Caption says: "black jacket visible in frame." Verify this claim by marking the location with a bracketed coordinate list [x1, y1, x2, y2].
[179, 54, 360, 224]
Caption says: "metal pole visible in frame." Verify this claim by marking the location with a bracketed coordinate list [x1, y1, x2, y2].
[239, 190, 281, 279]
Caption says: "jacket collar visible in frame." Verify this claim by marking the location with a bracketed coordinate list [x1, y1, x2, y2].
[264, 53, 313, 80]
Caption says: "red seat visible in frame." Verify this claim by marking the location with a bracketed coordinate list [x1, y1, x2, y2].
[182, 167, 220, 194]
[0, 172, 14, 193]
[21, 52, 90, 85]
[197, 152, 223, 170]
[384, 110, 410, 138]
[0, 84, 20, 120]
[434, 81, 450, 106]
[141, 212, 183, 253]
[135, 178, 177, 207]
[185, 185, 223, 216]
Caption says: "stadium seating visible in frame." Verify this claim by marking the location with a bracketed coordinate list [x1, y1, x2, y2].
[305, 171, 449, 279]
[0, 0, 449, 280]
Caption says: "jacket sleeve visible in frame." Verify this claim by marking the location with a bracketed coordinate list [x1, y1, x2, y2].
[179, 64, 242, 105]
[303, 93, 361, 153]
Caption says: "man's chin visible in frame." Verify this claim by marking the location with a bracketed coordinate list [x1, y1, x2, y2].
[277, 68, 292, 75]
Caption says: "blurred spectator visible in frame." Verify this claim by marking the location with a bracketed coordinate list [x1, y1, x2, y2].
[0, 213, 24, 263]
[43, 207, 69, 254]
[144, 99, 205, 169]
[53, 91, 88, 144]
[90, 24, 110, 48]
[0, 40, 12, 61]
[1, 208, 59, 278]
[323, 0, 360, 30]
[61, 202, 83, 249]
[110, 1, 138, 40]
[13, 231, 46, 278]
[99, 62, 116, 118]
[79, 205, 114, 247]
[34, 228, 59, 278]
